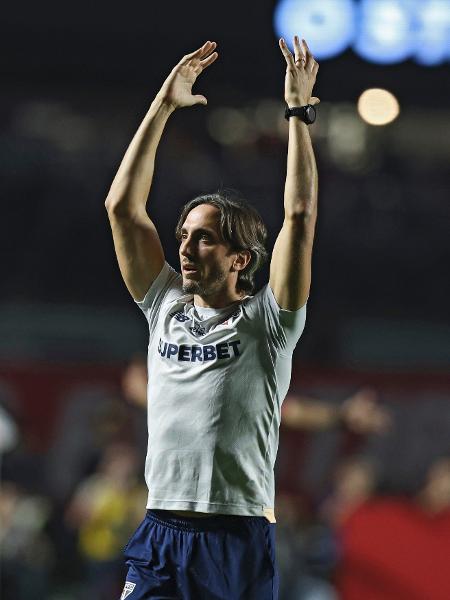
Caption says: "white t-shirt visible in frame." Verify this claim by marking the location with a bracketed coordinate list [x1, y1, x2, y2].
[136, 262, 307, 521]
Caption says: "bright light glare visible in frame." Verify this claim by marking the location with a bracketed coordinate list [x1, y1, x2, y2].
[273, 0, 450, 65]
[274, 0, 356, 59]
[355, 0, 414, 63]
[415, 0, 450, 65]
[357, 88, 400, 126]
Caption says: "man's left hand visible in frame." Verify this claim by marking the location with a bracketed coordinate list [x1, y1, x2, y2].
[279, 36, 320, 108]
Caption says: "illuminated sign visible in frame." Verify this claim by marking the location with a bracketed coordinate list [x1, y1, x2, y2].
[274, 0, 450, 65]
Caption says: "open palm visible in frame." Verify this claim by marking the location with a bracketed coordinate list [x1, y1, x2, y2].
[159, 41, 218, 109]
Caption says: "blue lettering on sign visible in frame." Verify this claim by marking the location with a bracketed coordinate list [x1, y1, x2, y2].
[157, 338, 241, 362]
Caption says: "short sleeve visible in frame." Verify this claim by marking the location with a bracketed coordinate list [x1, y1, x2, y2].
[245, 284, 307, 355]
[135, 262, 183, 338]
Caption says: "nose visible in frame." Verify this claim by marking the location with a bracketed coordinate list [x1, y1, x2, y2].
[180, 235, 195, 259]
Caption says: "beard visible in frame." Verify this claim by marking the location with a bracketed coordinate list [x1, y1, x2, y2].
[182, 264, 228, 298]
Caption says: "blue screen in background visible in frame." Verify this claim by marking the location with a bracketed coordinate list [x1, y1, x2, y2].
[274, 0, 450, 65]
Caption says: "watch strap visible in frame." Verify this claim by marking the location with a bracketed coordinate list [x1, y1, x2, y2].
[284, 104, 316, 124]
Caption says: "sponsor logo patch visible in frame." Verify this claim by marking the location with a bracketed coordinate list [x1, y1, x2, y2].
[120, 581, 136, 599]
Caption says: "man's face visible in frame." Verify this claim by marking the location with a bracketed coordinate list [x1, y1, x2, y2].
[179, 204, 236, 297]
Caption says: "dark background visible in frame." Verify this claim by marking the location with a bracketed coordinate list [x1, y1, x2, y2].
[1, 2, 450, 599]
[2, 0, 449, 369]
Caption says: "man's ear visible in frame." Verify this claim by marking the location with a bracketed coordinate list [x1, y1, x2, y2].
[232, 250, 251, 272]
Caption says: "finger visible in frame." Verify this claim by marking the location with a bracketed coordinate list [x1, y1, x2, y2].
[193, 94, 208, 106]
[279, 38, 296, 69]
[199, 41, 217, 59]
[183, 41, 215, 62]
[311, 60, 319, 76]
[310, 96, 320, 105]
[302, 39, 314, 64]
[184, 42, 209, 59]
[293, 35, 305, 65]
[200, 50, 218, 69]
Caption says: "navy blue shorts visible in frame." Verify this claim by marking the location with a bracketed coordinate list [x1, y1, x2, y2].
[121, 509, 279, 599]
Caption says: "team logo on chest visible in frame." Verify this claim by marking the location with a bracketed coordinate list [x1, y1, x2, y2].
[190, 323, 206, 337]
[169, 305, 242, 339]
[170, 310, 205, 337]
[170, 310, 189, 323]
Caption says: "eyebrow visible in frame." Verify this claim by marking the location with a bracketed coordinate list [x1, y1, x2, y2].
[180, 226, 217, 237]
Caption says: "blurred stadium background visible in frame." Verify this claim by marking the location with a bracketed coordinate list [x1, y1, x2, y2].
[1, 1, 449, 599]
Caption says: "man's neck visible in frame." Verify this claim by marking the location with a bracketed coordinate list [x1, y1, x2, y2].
[193, 291, 245, 309]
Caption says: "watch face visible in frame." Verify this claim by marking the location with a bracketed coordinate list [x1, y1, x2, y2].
[306, 105, 316, 124]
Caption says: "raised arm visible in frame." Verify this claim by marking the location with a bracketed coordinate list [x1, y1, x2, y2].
[105, 41, 218, 301]
[269, 37, 319, 310]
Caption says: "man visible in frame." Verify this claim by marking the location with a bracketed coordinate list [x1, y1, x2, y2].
[106, 37, 319, 600]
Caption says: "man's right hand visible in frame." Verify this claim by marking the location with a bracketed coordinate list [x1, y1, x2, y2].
[106, 41, 218, 303]
[157, 41, 218, 110]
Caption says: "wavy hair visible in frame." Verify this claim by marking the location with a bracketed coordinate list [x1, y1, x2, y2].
[175, 189, 268, 294]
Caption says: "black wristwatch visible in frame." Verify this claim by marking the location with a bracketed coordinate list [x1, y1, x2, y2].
[285, 104, 316, 125]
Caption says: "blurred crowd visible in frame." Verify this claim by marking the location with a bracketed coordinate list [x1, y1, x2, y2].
[1, 359, 449, 600]
[1, 364, 149, 600]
